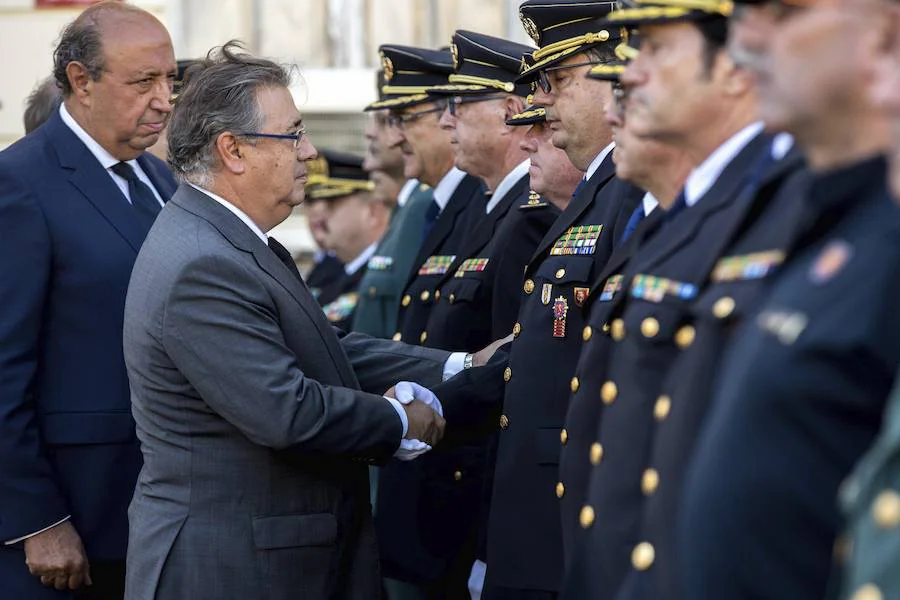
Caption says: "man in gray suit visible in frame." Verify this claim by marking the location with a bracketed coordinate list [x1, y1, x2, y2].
[122, 42, 453, 600]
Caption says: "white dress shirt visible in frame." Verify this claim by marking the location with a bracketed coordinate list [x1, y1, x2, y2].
[642, 192, 660, 217]
[397, 179, 420, 208]
[684, 122, 765, 207]
[585, 142, 616, 181]
[432, 167, 469, 213]
[59, 104, 164, 206]
[486, 159, 530, 214]
[344, 243, 378, 276]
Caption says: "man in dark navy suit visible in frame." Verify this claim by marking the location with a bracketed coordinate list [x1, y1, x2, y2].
[0, 3, 177, 598]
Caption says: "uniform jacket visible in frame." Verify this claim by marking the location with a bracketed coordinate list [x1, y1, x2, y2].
[681, 155, 900, 600]
[305, 252, 344, 301]
[123, 184, 452, 600]
[352, 183, 433, 338]
[0, 110, 176, 599]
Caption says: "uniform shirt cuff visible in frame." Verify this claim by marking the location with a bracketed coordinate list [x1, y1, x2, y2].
[443, 352, 468, 381]
[5, 515, 71, 545]
[384, 396, 409, 438]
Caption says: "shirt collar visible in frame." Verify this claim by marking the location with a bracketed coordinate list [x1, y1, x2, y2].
[642, 192, 659, 216]
[397, 179, 419, 208]
[486, 159, 530, 214]
[771, 132, 795, 161]
[345, 242, 378, 275]
[585, 142, 616, 181]
[188, 183, 268, 244]
[60, 103, 140, 172]
[684, 122, 765, 207]
[432, 167, 468, 212]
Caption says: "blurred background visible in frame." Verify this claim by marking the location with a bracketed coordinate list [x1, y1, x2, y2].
[0, 0, 532, 256]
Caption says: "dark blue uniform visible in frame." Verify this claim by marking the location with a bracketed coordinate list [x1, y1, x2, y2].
[485, 153, 642, 596]
[561, 132, 771, 600]
[681, 155, 900, 600]
[316, 264, 367, 331]
[305, 252, 344, 301]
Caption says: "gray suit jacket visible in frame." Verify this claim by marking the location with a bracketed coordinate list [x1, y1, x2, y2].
[123, 184, 450, 600]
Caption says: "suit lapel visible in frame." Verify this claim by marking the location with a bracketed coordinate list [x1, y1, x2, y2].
[136, 154, 177, 202]
[530, 153, 616, 267]
[629, 133, 770, 276]
[173, 186, 360, 387]
[47, 114, 149, 253]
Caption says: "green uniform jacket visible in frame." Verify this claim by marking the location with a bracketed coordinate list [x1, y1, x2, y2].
[352, 181, 433, 338]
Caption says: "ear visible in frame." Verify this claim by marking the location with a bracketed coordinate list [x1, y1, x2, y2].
[216, 132, 245, 175]
[715, 51, 753, 97]
[504, 95, 526, 120]
[66, 61, 93, 105]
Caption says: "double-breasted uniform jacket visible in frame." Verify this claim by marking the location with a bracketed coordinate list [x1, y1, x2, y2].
[394, 172, 486, 344]
[681, 155, 900, 600]
[612, 149, 808, 600]
[561, 131, 771, 600]
[484, 148, 642, 593]
[352, 182, 433, 338]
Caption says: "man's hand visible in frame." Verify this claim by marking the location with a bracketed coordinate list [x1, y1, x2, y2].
[472, 334, 514, 367]
[403, 399, 445, 446]
[24, 521, 92, 591]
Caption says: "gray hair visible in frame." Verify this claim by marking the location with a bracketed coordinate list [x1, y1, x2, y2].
[167, 40, 292, 186]
[24, 76, 63, 134]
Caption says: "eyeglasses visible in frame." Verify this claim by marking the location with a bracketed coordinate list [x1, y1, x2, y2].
[446, 94, 508, 116]
[537, 60, 601, 94]
[386, 105, 445, 129]
[237, 125, 307, 150]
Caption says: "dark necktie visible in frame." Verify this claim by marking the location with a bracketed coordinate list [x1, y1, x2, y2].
[572, 177, 588, 202]
[110, 162, 162, 229]
[268, 237, 303, 282]
[665, 189, 688, 222]
[422, 199, 441, 241]
[619, 203, 645, 244]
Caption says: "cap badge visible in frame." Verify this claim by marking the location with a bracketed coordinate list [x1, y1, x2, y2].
[380, 52, 394, 82]
[520, 13, 540, 45]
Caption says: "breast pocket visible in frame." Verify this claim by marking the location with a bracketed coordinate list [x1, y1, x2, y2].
[441, 277, 483, 306]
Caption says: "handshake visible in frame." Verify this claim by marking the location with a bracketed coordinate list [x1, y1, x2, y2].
[387, 381, 446, 461]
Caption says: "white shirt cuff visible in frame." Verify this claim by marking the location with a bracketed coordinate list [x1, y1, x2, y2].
[384, 396, 409, 438]
[468, 559, 487, 600]
[5, 516, 71, 545]
[443, 352, 468, 381]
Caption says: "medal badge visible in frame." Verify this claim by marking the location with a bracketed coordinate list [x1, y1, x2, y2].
[541, 283, 552, 305]
[553, 297, 568, 338]
[573, 287, 590, 307]
[810, 240, 852, 284]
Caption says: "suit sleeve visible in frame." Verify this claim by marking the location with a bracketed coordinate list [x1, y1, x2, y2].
[0, 168, 70, 542]
[337, 330, 451, 394]
[161, 254, 403, 459]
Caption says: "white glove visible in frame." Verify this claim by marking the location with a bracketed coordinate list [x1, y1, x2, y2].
[394, 438, 432, 461]
[468, 560, 486, 600]
[390, 381, 443, 461]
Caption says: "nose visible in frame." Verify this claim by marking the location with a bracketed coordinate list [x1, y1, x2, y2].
[383, 121, 405, 149]
[531, 85, 552, 107]
[297, 137, 318, 161]
[520, 127, 539, 154]
[151, 79, 174, 114]
[439, 105, 456, 131]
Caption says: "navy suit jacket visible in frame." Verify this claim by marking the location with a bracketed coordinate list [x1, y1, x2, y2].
[0, 110, 176, 562]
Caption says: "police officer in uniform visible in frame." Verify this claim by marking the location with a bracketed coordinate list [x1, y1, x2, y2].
[354, 71, 435, 339]
[680, 1, 900, 598]
[306, 150, 387, 330]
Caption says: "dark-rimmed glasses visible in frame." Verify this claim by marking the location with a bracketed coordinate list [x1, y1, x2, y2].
[386, 105, 445, 129]
[446, 94, 508, 116]
[237, 125, 307, 150]
[537, 60, 601, 94]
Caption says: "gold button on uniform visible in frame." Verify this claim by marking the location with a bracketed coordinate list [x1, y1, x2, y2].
[872, 490, 900, 529]
[513, 322, 522, 337]
[713, 296, 736, 319]
[590, 443, 604, 465]
[454, 470, 463, 482]
[556, 482, 565, 498]
[611, 319, 625, 341]
[601, 381, 618, 405]
[571, 377, 580, 393]
[500, 414, 509, 429]
[392, 332, 402, 341]
[583, 326, 593, 341]
[580, 505, 595, 528]
[631, 542, 655, 570]
[402, 295, 411, 307]
[602, 323, 611, 333]
[504, 367, 512, 382]
[434, 290, 441, 301]
[675, 325, 696, 349]
[851, 584, 884, 600]
[420, 290, 430, 302]
[419, 331, 428, 344]
[642, 469, 659, 495]
[654, 395, 672, 421]
[556, 268, 566, 279]
[369, 286, 377, 298]
[560, 429, 568, 445]
[524, 279, 535, 294]
[641, 317, 660, 338]
[449, 293, 456, 304]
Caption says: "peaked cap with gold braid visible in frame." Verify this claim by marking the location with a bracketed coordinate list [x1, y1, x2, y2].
[364, 45, 454, 111]
[586, 36, 639, 81]
[428, 30, 534, 97]
[515, 0, 627, 84]
[305, 149, 374, 201]
[602, 0, 732, 27]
